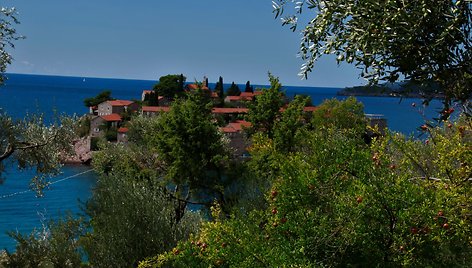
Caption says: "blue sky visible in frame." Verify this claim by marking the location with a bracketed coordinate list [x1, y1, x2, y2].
[5, 0, 364, 87]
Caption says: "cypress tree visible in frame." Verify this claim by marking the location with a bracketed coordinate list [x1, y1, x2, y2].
[245, 81, 254, 93]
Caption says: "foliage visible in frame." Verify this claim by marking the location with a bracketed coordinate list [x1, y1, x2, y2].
[153, 74, 186, 99]
[140, 92, 237, 219]
[75, 116, 90, 138]
[214, 76, 224, 98]
[84, 143, 202, 267]
[143, 107, 472, 267]
[273, 95, 311, 153]
[311, 96, 367, 135]
[273, 0, 472, 104]
[246, 74, 285, 138]
[143, 90, 159, 106]
[83, 90, 113, 108]
[0, 7, 23, 85]
[0, 114, 77, 192]
[244, 81, 253, 93]
[226, 82, 241, 96]
[1, 215, 86, 268]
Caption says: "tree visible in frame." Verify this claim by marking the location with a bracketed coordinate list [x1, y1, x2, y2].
[0, 113, 77, 191]
[83, 143, 202, 267]
[2, 215, 86, 268]
[227, 82, 241, 96]
[83, 90, 114, 108]
[0, 7, 23, 85]
[273, 0, 472, 107]
[311, 97, 367, 136]
[246, 74, 285, 138]
[213, 76, 225, 107]
[143, 90, 159, 106]
[245, 80, 254, 93]
[153, 74, 186, 99]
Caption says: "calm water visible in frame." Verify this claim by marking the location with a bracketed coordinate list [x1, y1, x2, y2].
[0, 73, 443, 251]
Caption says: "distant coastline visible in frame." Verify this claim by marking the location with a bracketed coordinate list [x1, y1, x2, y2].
[337, 83, 445, 99]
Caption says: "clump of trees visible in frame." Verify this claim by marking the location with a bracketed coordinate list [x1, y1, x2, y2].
[83, 90, 114, 109]
[141, 96, 472, 268]
[153, 74, 186, 99]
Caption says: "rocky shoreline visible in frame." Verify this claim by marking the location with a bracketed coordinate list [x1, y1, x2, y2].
[62, 137, 93, 165]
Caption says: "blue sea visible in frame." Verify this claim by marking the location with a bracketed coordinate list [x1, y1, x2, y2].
[0, 73, 443, 251]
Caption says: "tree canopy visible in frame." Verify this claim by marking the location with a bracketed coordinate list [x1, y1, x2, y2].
[273, 0, 472, 105]
[0, 7, 23, 85]
[226, 82, 241, 96]
[153, 74, 186, 98]
[83, 90, 114, 107]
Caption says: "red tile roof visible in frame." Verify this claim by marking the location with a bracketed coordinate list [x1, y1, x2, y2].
[220, 120, 252, 133]
[303, 106, 318, 112]
[211, 108, 249, 114]
[142, 106, 171, 112]
[186, 84, 209, 90]
[240, 91, 262, 98]
[101, 114, 122, 122]
[225, 95, 253, 101]
[118, 127, 129, 133]
[108, 100, 134, 107]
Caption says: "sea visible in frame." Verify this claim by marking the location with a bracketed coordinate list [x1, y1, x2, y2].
[0, 73, 443, 252]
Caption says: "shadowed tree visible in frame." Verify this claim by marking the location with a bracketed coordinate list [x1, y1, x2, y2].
[227, 82, 241, 96]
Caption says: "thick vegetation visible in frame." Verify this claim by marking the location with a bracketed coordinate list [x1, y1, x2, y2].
[141, 98, 472, 268]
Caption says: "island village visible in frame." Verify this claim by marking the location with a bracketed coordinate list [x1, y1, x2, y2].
[69, 75, 385, 164]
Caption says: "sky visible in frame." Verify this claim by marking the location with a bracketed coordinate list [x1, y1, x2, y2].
[4, 0, 365, 87]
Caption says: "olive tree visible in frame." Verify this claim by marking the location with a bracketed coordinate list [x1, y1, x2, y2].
[0, 7, 23, 85]
[273, 0, 471, 106]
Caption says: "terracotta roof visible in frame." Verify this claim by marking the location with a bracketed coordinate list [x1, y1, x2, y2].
[142, 106, 171, 112]
[240, 91, 262, 97]
[211, 108, 249, 114]
[118, 127, 129, 133]
[303, 106, 318, 112]
[101, 114, 122, 122]
[220, 120, 251, 133]
[186, 84, 209, 90]
[108, 100, 134, 107]
[225, 95, 253, 102]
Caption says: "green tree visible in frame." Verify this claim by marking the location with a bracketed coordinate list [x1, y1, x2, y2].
[83, 143, 202, 267]
[227, 82, 241, 96]
[246, 74, 285, 138]
[150, 93, 232, 220]
[214, 76, 224, 97]
[2, 215, 86, 268]
[83, 90, 113, 108]
[0, 114, 77, 191]
[311, 97, 367, 136]
[153, 74, 186, 99]
[273, 0, 472, 106]
[0, 7, 23, 85]
[245, 80, 254, 93]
